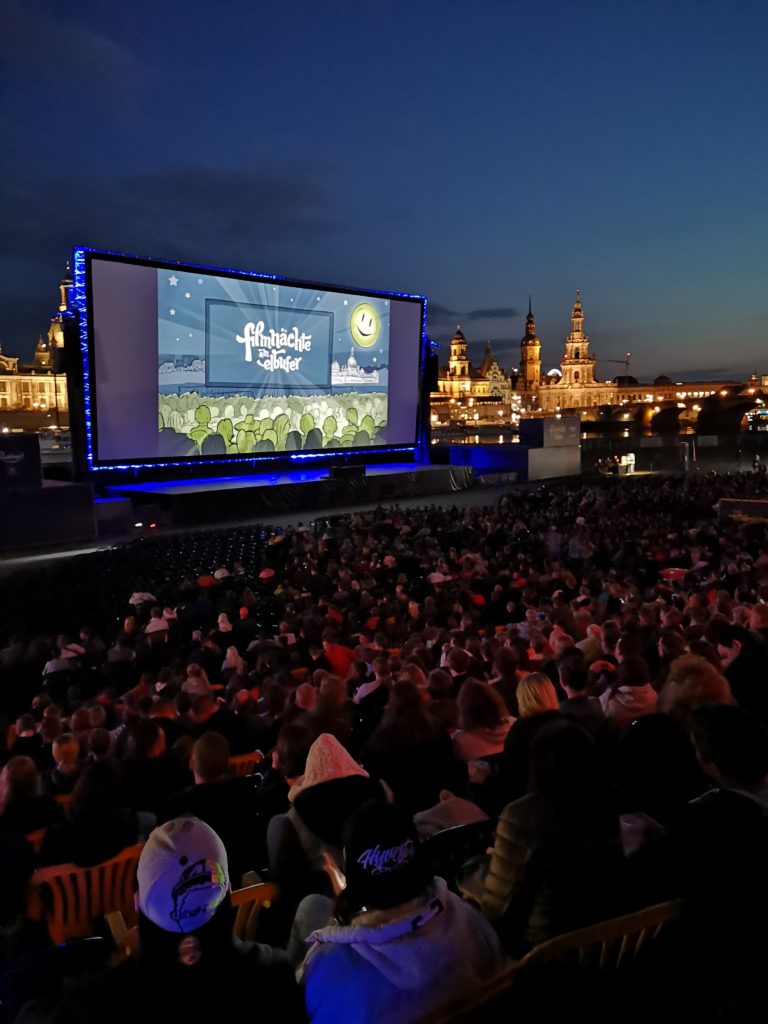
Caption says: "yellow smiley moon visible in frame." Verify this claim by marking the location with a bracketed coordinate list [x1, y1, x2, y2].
[349, 303, 381, 347]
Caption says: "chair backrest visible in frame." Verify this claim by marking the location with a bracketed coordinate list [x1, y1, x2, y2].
[107, 880, 280, 960]
[231, 881, 279, 942]
[30, 843, 143, 945]
[416, 898, 682, 1024]
[105, 909, 139, 961]
[517, 898, 682, 972]
[54, 793, 73, 810]
[228, 751, 265, 778]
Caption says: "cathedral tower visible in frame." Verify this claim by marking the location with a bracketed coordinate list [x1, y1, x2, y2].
[47, 261, 74, 350]
[448, 326, 471, 380]
[33, 334, 52, 369]
[560, 290, 596, 388]
[519, 297, 541, 390]
[58, 261, 73, 312]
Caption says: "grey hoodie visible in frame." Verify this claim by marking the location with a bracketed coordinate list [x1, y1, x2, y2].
[299, 877, 506, 1023]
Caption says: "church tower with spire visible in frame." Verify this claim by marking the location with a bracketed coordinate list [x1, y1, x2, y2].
[449, 326, 469, 373]
[47, 261, 73, 351]
[519, 297, 541, 392]
[560, 290, 596, 388]
[33, 335, 52, 369]
[447, 325, 471, 385]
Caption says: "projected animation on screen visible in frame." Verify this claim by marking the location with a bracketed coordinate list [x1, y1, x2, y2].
[157, 270, 390, 457]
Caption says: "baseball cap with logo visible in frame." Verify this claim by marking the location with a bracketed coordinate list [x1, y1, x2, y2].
[137, 817, 229, 934]
[342, 801, 429, 911]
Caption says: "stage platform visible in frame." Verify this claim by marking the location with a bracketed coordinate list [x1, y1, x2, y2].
[105, 463, 474, 526]
[0, 480, 96, 552]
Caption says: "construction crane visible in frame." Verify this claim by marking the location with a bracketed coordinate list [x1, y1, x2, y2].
[601, 353, 632, 377]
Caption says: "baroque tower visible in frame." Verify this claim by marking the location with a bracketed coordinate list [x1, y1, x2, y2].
[560, 290, 595, 388]
[448, 326, 471, 380]
[519, 297, 541, 391]
[47, 261, 73, 351]
[33, 334, 52, 369]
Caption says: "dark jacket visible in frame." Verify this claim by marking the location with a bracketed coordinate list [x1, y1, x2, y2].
[198, 708, 268, 755]
[462, 789, 624, 955]
[361, 729, 466, 815]
[726, 650, 768, 727]
[159, 778, 266, 885]
[41, 765, 82, 798]
[0, 795, 63, 837]
[292, 775, 386, 852]
[121, 755, 192, 815]
[267, 775, 389, 935]
[500, 711, 563, 803]
[631, 787, 768, 908]
[559, 695, 605, 736]
[9, 735, 51, 771]
[40, 806, 139, 867]
[58, 909, 307, 1024]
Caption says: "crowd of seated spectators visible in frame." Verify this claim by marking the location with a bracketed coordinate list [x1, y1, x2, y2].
[2, 469, 768, 1021]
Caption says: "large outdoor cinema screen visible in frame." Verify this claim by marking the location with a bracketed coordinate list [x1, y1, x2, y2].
[75, 249, 426, 469]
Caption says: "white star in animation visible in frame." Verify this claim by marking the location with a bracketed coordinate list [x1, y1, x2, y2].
[185, 292, 191, 299]
[170, 309, 176, 316]
[169, 275, 178, 287]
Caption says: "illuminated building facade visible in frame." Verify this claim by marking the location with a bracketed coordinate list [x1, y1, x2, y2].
[430, 292, 744, 438]
[0, 267, 70, 420]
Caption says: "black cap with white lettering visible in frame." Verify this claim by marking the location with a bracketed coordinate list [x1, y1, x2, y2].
[342, 800, 429, 911]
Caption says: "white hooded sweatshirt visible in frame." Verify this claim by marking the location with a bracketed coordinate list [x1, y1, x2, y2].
[299, 877, 506, 1024]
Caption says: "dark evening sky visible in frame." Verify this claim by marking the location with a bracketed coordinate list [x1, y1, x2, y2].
[2, 0, 767, 379]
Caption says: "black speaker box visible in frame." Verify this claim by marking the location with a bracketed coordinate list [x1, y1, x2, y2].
[329, 465, 366, 480]
[0, 434, 43, 489]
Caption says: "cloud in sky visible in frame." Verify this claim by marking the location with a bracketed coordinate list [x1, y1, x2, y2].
[2, 166, 344, 259]
[428, 303, 520, 325]
[2, 2, 766, 379]
[0, 165, 347, 349]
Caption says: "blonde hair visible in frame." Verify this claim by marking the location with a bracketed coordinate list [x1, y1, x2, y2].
[186, 663, 210, 686]
[658, 654, 733, 723]
[223, 646, 246, 675]
[516, 672, 559, 717]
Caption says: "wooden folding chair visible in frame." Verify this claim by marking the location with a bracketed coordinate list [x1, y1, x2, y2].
[228, 751, 265, 777]
[105, 909, 139, 961]
[30, 843, 143, 945]
[417, 899, 682, 1024]
[106, 880, 279, 958]
[517, 897, 682, 972]
[231, 881, 279, 942]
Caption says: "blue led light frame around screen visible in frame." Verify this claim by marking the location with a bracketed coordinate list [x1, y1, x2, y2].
[72, 246, 428, 472]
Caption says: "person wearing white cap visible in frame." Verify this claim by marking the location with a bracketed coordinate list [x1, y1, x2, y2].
[61, 817, 306, 1024]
